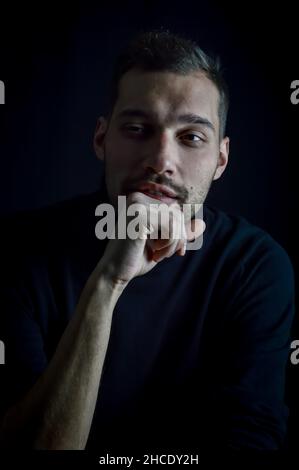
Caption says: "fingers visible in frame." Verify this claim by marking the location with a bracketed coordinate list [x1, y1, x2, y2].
[176, 238, 187, 256]
[127, 191, 205, 262]
[151, 218, 205, 262]
[147, 213, 185, 261]
[151, 241, 181, 262]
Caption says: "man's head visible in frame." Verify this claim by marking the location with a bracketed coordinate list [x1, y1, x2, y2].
[94, 30, 230, 215]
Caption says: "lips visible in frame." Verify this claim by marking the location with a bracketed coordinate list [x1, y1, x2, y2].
[131, 182, 178, 200]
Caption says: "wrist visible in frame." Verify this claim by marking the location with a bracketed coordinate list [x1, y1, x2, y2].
[92, 261, 129, 294]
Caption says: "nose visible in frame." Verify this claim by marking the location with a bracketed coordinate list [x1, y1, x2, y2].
[141, 130, 177, 176]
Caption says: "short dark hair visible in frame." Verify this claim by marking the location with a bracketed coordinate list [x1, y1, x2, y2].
[108, 30, 229, 138]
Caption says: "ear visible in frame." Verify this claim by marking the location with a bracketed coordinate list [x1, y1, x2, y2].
[93, 116, 108, 161]
[213, 136, 229, 180]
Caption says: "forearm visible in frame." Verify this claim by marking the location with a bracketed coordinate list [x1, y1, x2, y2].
[0, 269, 126, 449]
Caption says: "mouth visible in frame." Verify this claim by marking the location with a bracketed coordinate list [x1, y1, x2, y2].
[127, 182, 179, 204]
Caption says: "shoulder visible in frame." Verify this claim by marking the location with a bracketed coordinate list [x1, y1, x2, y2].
[202, 205, 295, 325]
[2, 189, 102, 241]
[0, 190, 103, 278]
[203, 204, 294, 276]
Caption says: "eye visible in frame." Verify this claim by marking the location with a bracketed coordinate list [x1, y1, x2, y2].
[121, 123, 153, 140]
[184, 134, 201, 141]
[126, 124, 144, 132]
[180, 133, 204, 145]
[123, 124, 148, 135]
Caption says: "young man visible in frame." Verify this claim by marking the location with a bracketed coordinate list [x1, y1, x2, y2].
[0, 31, 294, 452]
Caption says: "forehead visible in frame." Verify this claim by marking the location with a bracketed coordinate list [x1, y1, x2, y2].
[113, 68, 220, 129]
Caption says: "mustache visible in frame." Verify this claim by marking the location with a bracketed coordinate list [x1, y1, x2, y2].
[102, 146, 189, 201]
[125, 174, 188, 201]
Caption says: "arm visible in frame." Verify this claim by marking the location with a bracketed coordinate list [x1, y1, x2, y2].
[208, 235, 295, 450]
[0, 191, 204, 449]
[0, 267, 125, 449]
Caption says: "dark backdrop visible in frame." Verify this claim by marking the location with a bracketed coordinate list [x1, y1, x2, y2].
[0, 0, 298, 451]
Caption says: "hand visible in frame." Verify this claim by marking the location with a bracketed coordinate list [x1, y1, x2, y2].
[97, 191, 205, 285]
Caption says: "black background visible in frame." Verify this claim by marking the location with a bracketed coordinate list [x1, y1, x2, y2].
[0, 0, 298, 453]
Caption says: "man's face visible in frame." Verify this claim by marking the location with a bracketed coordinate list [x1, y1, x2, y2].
[94, 68, 229, 217]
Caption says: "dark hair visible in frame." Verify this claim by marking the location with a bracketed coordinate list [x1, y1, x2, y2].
[108, 30, 229, 138]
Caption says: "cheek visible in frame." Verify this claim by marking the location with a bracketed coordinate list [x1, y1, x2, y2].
[190, 149, 218, 175]
[182, 154, 218, 199]
[106, 137, 137, 170]
[181, 155, 210, 181]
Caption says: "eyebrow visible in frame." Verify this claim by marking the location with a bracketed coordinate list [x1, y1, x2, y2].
[116, 108, 215, 133]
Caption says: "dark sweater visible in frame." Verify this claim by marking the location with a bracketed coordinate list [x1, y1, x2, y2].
[0, 185, 295, 452]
